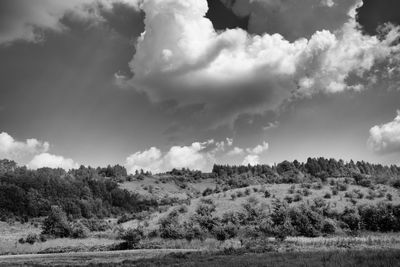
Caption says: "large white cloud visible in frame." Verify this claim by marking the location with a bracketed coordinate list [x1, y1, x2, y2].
[127, 0, 400, 127]
[368, 111, 400, 154]
[125, 139, 234, 173]
[0, 132, 49, 162]
[246, 141, 269, 155]
[242, 154, 260, 165]
[28, 153, 79, 170]
[0, 131, 78, 170]
[0, 0, 141, 45]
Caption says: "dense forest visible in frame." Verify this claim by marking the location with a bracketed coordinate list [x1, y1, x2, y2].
[0, 159, 157, 221]
[212, 157, 400, 186]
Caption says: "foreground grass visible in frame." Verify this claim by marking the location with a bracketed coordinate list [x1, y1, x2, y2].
[116, 249, 400, 267]
[0, 249, 399, 266]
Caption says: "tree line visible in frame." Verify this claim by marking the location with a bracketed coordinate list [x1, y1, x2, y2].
[0, 160, 157, 221]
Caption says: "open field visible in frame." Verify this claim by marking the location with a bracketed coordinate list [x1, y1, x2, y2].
[0, 249, 399, 266]
[0, 249, 200, 266]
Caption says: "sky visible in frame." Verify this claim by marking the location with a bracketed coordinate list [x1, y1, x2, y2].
[0, 0, 400, 173]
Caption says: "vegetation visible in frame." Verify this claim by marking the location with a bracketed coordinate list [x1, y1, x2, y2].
[0, 160, 157, 221]
[2, 157, 400, 264]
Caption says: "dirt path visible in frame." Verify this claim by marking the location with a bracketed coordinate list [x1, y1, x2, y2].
[0, 249, 200, 266]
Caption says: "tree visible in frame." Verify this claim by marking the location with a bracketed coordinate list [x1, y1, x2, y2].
[42, 206, 71, 237]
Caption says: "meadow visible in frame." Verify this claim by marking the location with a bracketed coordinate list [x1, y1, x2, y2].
[2, 158, 400, 265]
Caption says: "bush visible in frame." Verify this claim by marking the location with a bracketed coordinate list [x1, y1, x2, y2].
[244, 188, 251, 196]
[322, 220, 336, 235]
[264, 190, 271, 198]
[121, 228, 144, 249]
[340, 207, 360, 231]
[288, 205, 323, 237]
[212, 223, 238, 241]
[177, 205, 188, 214]
[302, 188, 312, 197]
[312, 183, 323, 190]
[331, 188, 338, 196]
[42, 206, 71, 238]
[159, 211, 183, 239]
[25, 233, 39, 244]
[337, 183, 348, 191]
[324, 193, 331, 199]
[284, 195, 293, 204]
[293, 194, 302, 202]
[71, 221, 90, 238]
[202, 188, 213, 197]
[288, 185, 296, 194]
[182, 222, 206, 242]
[387, 193, 393, 201]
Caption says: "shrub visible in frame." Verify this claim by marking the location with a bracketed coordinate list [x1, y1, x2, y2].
[25, 233, 39, 244]
[288, 205, 323, 237]
[231, 194, 237, 200]
[312, 183, 323, 190]
[324, 193, 332, 199]
[337, 183, 348, 191]
[212, 223, 238, 241]
[264, 190, 271, 198]
[331, 188, 338, 196]
[340, 207, 360, 231]
[344, 192, 356, 199]
[42, 206, 71, 238]
[392, 179, 400, 189]
[322, 220, 336, 235]
[177, 205, 188, 214]
[302, 188, 312, 197]
[159, 210, 183, 239]
[71, 221, 90, 238]
[244, 188, 251, 196]
[358, 204, 398, 232]
[202, 188, 213, 197]
[387, 193, 393, 201]
[121, 228, 144, 249]
[288, 185, 296, 194]
[284, 195, 293, 204]
[236, 191, 244, 198]
[273, 219, 296, 241]
[182, 222, 206, 242]
[293, 194, 302, 202]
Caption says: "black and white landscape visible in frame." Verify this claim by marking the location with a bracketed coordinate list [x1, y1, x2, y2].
[1, 0, 400, 266]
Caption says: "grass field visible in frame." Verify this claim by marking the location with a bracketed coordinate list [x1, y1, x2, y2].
[0, 249, 399, 266]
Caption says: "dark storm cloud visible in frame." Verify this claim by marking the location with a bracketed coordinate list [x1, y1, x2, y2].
[357, 0, 400, 35]
[100, 2, 145, 39]
[215, 0, 359, 41]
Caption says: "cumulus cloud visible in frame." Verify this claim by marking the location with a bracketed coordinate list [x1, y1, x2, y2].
[125, 138, 235, 173]
[127, 0, 400, 129]
[242, 154, 260, 165]
[219, 0, 357, 41]
[0, 132, 49, 162]
[227, 147, 244, 156]
[0, 0, 141, 45]
[0, 131, 78, 170]
[28, 153, 79, 170]
[236, 141, 269, 165]
[246, 141, 269, 155]
[368, 111, 400, 154]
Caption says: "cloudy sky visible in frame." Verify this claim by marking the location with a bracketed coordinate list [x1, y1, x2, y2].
[0, 0, 400, 173]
